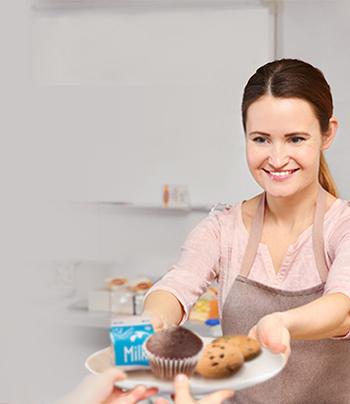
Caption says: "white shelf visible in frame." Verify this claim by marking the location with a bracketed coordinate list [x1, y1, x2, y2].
[33, 0, 266, 11]
[68, 201, 211, 213]
[99, 203, 211, 213]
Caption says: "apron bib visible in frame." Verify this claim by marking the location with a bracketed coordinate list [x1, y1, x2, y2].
[222, 188, 350, 404]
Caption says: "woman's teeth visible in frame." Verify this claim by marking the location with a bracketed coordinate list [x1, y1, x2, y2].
[264, 169, 298, 180]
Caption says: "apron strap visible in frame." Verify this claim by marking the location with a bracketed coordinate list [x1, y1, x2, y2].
[239, 188, 328, 282]
[312, 187, 328, 282]
[240, 193, 265, 277]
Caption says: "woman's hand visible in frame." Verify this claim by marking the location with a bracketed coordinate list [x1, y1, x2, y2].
[143, 311, 172, 332]
[55, 367, 158, 404]
[149, 313, 167, 332]
[155, 374, 234, 404]
[248, 313, 291, 359]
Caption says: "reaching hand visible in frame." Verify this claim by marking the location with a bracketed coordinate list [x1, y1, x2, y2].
[150, 314, 166, 332]
[55, 367, 158, 404]
[154, 374, 234, 404]
[248, 313, 291, 359]
[142, 311, 167, 332]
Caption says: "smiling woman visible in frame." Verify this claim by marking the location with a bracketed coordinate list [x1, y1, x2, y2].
[244, 95, 337, 199]
[242, 59, 339, 199]
[144, 59, 350, 403]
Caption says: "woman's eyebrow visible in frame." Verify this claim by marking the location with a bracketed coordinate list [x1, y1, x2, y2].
[248, 131, 270, 137]
[285, 132, 311, 138]
[248, 131, 311, 137]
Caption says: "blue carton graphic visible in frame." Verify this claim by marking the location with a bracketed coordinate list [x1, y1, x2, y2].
[110, 317, 154, 367]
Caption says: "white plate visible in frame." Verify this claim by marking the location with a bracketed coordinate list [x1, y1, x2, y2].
[85, 337, 286, 395]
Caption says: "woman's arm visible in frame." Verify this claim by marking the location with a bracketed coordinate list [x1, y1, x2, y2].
[280, 292, 350, 340]
[250, 217, 350, 354]
[143, 290, 184, 329]
[249, 292, 350, 358]
[142, 213, 223, 329]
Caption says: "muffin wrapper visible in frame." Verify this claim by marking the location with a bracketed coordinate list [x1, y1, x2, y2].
[143, 344, 203, 380]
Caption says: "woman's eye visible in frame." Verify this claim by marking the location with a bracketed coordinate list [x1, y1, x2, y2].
[290, 136, 305, 144]
[252, 136, 267, 143]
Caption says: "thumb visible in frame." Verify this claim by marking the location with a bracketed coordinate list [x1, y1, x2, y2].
[174, 374, 194, 403]
[248, 325, 257, 340]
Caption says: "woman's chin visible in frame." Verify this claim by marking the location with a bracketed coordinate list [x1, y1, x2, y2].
[261, 183, 298, 199]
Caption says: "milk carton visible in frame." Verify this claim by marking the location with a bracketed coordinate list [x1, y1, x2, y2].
[110, 316, 154, 369]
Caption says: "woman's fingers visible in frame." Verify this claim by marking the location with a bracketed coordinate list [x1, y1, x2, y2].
[251, 314, 292, 355]
[270, 327, 290, 354]
[143, 312, 166, 332]
[248, 325, 258, 340]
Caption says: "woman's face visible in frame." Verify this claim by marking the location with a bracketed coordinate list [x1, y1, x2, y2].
[245, 95, 327, 198]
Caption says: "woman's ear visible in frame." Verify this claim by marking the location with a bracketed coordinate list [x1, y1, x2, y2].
[322, 116, 338, 151]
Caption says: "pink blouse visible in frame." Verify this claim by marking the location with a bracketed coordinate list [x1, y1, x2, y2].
[146, 198, 350, 338]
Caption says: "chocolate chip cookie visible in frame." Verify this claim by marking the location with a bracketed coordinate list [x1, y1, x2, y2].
[195, 341, 244, 379]
[213, 335, 261, 360]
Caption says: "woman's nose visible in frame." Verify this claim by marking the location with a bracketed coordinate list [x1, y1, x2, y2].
[268, 144, 289, 168]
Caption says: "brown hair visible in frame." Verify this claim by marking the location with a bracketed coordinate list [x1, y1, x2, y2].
[241, 58, 338, 197]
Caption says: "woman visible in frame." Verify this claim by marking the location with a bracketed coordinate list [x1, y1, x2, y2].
[143, 59, 350, 403]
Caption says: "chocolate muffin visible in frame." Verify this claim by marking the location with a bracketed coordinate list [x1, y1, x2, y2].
[143, 326, 203, 380]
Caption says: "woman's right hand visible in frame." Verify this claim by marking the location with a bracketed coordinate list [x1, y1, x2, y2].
[144, 312, 167, 332]
[155, 374, 234, 404]
[143, 290, 184, 330]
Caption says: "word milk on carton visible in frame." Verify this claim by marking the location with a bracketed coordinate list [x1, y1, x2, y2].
[110, 316, 154, 369]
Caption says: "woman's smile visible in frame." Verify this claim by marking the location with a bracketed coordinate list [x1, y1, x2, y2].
[262, 168, 300, 182]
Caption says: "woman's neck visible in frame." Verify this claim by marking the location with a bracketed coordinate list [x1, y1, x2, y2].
[265, 184, 320, 230]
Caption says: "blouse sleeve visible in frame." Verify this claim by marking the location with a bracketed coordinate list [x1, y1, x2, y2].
[324, 215, 350, 339]
[144, 213, 222, 324]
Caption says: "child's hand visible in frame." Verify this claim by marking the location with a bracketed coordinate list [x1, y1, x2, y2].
[248, 313, 291, 360]
[155, 374, 234, 404]
[55, 367, 158, 404]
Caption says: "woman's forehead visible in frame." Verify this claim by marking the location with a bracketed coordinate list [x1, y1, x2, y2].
[246, 95, 320, 134]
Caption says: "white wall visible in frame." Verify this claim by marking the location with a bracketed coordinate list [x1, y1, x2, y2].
[28, 5, 272, 205]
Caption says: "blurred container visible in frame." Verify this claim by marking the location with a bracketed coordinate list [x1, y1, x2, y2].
[132, 292, 146, 315]
[110, 289, 134, 314]
[189, 287, 218, 322]
[205, 318, 222, 337]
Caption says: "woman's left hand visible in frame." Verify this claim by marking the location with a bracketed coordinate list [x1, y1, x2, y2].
[248, 313, 291, 360]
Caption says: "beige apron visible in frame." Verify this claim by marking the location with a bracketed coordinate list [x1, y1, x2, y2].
[222, 188, 350, 404]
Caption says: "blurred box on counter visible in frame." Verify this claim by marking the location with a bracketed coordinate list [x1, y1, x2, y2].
[189, 286, 219, 322]
[88, 277, 153, 314]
